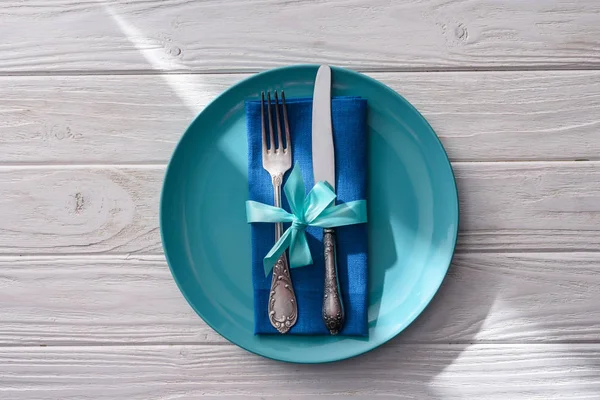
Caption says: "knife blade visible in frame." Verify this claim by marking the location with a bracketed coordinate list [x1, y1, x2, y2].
[312, 65, 344, 335]
[312, 65, 335, 190]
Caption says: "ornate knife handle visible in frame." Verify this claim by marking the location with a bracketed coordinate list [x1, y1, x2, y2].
[267, 180, 298, 334]
[322, 228, 344, 335]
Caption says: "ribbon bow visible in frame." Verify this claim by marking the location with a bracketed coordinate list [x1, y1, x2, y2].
[246, 163, 367, 276]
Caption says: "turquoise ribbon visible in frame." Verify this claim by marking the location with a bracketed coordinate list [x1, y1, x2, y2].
[246, 163, 368, 276]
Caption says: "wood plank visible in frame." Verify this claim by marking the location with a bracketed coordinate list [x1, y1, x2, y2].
[0, 255, 224, 345]
[1, 162, 600, 255]
[2, 71, 600, 163]
[407, 252, 600, 343]
[1, 253, 599, 346]
[1, 344, 599, 399]
[457, 162, 600, 251]
[0, 166, 163, 255]
[1, 1, 599, 73]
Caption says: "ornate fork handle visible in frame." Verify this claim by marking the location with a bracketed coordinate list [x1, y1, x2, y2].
[267, 174, 298, 333]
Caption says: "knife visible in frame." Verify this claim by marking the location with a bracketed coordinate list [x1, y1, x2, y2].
[312, 65, 344, 335]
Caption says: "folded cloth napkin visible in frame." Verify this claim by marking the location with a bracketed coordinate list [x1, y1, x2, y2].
[246, 96, 368, 336]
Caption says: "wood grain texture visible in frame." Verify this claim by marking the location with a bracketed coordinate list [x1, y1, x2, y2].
[457, 162, 600, 251]
[1, 252, 599, 346]
[1, 0, 600, 73]
[0, 255, 223, 345]
[1, 344, 600, 399]
[2, 162, 600, 255]
[0, 166, 162, 255]
[1, 71, 600, 164]
[2, 0, 599, 396]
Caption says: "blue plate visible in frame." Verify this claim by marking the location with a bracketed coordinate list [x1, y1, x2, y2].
[160, 65, 458, 363]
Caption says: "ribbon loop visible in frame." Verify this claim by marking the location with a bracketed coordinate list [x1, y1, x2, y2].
[246, 163, 368, 276]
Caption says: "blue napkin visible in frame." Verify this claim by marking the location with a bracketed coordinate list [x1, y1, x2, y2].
[246, 96, 368, 336]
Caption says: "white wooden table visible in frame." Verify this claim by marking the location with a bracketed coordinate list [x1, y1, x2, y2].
[1, 1, 600, 398]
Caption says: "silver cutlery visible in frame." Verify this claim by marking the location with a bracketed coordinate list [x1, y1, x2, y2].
[311, 65, 344, 335]
[261, 90, 298, 334]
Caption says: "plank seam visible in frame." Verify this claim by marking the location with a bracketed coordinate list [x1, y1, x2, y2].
[2, 250, 600, 261]
[3, 248, 600, 259]
[0, 160, 599, 169]
[2, 65, 600, 77]
[2, 342, 600, 349]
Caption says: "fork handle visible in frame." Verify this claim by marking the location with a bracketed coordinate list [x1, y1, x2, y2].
[267, 179, 298, 333]
[322, 228, 344, 335]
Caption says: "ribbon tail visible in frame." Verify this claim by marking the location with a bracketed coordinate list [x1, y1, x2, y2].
[262, 227, 294, 277]
[288, 229, 313, 269]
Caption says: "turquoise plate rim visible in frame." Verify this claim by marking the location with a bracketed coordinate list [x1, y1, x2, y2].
[160, 64, 459, 364]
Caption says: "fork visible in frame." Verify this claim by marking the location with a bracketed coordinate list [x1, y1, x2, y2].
[261, 90, 298, 333]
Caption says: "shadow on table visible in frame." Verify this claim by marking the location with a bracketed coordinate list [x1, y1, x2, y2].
[273, 249, 501, 398]
[272, 181, 501, 397]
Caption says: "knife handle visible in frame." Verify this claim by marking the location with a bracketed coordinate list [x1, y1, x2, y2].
[322, 228, 344, 335]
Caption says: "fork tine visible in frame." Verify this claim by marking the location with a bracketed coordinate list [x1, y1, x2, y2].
[267, 91, 275, 151]
[274, 91, 283, 151]
[281, 90, 291, 151]
[261, 92, 267, 155]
